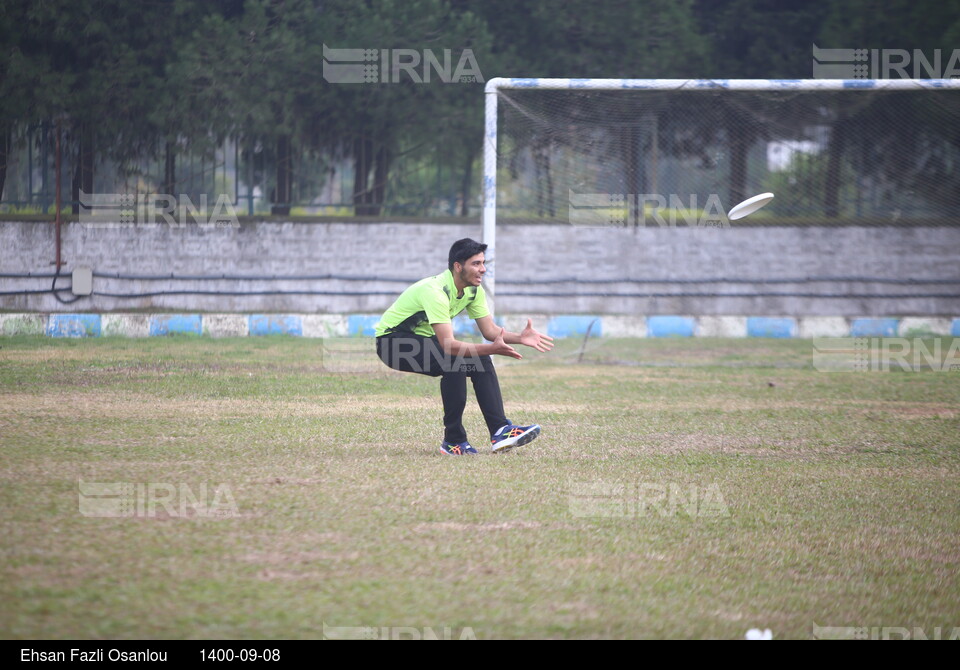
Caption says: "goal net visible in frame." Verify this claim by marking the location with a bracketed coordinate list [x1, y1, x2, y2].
[484, 79, 960, 232]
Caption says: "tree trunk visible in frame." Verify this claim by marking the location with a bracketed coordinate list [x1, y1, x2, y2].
[824, 114, 846, 218]
[352, 135, 370, 215]
[71, 123, 94, 215]
[372, 142, 388, 216]
[533, 145, 555, 218]
[728, 130, 748, 211]
[541, 145, 554, 218]
[353, 135, 387, 216]
[624, 125, 642, 227]
[535, 147, 545, 217]
[272, 134, 292, 215]
[163, 140, 176, 197]
[459, 148, 474, 217]
[0, 125, 9, 203]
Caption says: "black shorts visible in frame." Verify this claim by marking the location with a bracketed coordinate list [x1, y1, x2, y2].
[376, 332, 493, 377]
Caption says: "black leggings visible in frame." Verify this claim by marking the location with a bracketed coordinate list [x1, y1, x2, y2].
[376, 332, 509, 444]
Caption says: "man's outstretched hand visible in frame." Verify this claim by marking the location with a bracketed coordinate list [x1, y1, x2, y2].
[492, 327, 523, 359]
[519, 318, 554, 353]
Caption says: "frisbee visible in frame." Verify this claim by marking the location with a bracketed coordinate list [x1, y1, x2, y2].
[727, 192, 774, 220]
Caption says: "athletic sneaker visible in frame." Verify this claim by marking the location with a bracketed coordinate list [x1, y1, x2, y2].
[440, 441, 478, 455]
[490, 423, 541, 453]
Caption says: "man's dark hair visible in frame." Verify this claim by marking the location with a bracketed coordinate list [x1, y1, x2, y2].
[448, 238, 487, 272]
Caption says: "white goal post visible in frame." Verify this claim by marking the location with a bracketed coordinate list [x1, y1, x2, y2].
[481, 77, 960, 298]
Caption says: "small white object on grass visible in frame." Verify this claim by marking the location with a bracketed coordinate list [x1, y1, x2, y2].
[745, 628, 773, 640]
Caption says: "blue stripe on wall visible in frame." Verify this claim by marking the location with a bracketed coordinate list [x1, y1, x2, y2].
[47, 314, 101, 338]
[547, 315, 601, 338]
[647, 316, 695, 337]
[952, 319, 960, 337]
[747, 317, 797, 338]
[850, 318, 899, 337]
[248, 314, 303, 336]
[347, 314, 379, 337]
[149, 314, 202, 336]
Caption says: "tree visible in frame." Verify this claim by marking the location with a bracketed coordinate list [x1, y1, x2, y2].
[0, 0, 225, 209]
[308, 0, 492, 216]
[817, 0, 960, 218]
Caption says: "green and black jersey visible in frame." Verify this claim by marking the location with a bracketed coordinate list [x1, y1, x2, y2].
[375, 269, 490, 338]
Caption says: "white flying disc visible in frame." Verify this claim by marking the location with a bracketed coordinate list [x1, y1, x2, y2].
[727, 192, 774, 220]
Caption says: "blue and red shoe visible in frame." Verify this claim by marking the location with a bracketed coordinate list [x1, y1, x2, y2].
[440, 441, 478, 456]
[491, 423, 541, 454]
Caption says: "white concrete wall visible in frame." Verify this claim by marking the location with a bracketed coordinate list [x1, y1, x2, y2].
[2, 220, 959, 316]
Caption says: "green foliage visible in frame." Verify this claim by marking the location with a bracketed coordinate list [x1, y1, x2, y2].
[763, 151, 858, 217]
[693, 0, 831, 78]
[2, 0, 959, 214]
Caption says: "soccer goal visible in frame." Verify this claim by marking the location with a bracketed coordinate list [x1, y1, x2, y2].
[481, 78, 960, 295]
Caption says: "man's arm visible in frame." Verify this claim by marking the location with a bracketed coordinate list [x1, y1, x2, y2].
[432, 322, 522, 359]
[476, 316, 554, 353]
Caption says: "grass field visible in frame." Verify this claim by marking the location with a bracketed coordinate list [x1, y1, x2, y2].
[1, 334, 958, 640]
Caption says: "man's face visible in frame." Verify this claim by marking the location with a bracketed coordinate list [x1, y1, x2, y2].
[456, 252, 486, 287]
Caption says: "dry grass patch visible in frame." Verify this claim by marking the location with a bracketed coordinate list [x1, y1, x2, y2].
[1, 391, 438, 420]
[411, 520, 545, 533]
